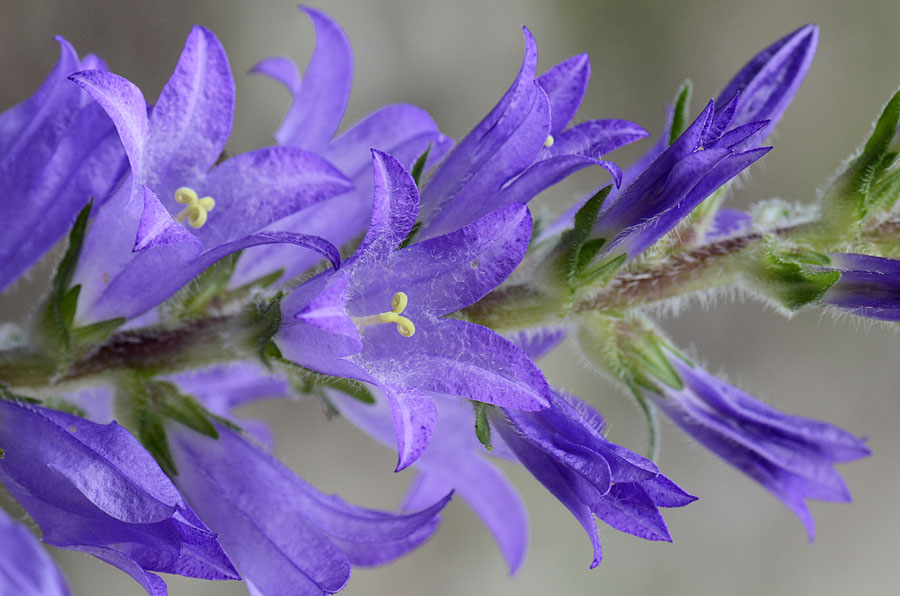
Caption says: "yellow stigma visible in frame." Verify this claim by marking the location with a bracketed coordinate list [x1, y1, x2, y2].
[353, 291, 416, 337]
[174, 187, 216, 229]
[544, 134, 554, 148]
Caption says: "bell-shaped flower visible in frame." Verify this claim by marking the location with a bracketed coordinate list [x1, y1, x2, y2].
[167, 420, 452, 596]
[0, 37, 126, 291]
[649, 349, 870, 539]
[415, 27, 647, 240]
[276, 151, 550, 470]
[591, 97, 771, 260]
[0, 398, 238, 596]
[0, 508, 72, 596]
[231, 7, 453, 287]
[817, 252, 900, 321]
[333, 390, 530, 574]
[544, 24, 816, 244]
[68, 25, 351, 324]
[491, 390, 696, 568]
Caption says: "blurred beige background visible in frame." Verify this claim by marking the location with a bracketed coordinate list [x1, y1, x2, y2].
[2, 0, 899, 594]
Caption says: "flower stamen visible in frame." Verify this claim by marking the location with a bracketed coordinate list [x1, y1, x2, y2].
[544, 135, 555, 148]
[173, 187, 216, 229]
[353, 291, 416, 337]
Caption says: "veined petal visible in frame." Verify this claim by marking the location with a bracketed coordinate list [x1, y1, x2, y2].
[498, 155, 621, 207]
[537, 53, 590, 136]
[493, 417, 604, 568]
[0, 400, 182, 524]
[333, 390, 529, 572]
[143, 25, 234, 200]
[380, 382, 439, 471]
[420, 84, 550, 239]
[717, 24, 818, 140]
[133, 184, 203, 252]
[69, 69, 148, 175]
[418, 27, 541, 236]
[821, 253, 900, 321]
[198, 146, 352, 245]
[360, 319, 550, 412]
[591, 483, 672, 542]
[352, 203, 531, 317]
[269, 7, 352, 150]
[168, 424, 352, 596]
[547, 119, 649, 159]
[351, 150, 419, 259]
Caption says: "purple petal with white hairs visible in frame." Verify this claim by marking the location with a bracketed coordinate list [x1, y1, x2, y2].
[69, 68, 147, 176]
[418, 27, 542, 237]
[143, 25, 234, 202]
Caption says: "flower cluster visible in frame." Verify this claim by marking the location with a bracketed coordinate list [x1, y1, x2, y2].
[0, 8, 891, 596]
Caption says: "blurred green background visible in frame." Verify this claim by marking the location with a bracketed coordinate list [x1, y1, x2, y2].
[1, 0, 899, 594]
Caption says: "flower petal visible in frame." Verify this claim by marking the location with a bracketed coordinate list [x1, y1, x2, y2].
[143, 25, 234, 202]
[69, 68, 148, 175]
[537, 53, 590, 136]
[270, 7, 353, 150]
[197, 146, 352, 245]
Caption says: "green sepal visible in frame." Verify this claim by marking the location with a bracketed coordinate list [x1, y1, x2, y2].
[629, 339, 684, 391]
[250, 293, 283, 366]
[319, 376, 376, 404]
[555, 185, 613, 292]
[627, 383, 660, 460]
[35, 201, 92, 354]
[851, 88, 900, 209]
[410, 143, 432, 186]
[753, 245, 841, 310]
[580, 253, 627, 289]
[669, 80, 693, 146]
[139, 414, 178, 477]
[151, 381, 219, 439]
[70, 317, 126, 350]
[473, 401, 493, 452]
[274, 356, 376, 405]
[162, 252, 241, 322]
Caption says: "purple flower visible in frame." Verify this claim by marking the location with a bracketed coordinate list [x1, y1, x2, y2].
[0, 508, 72, 596]
[67, 25, 351, 324]
[716, 24, 818, 143]
[0, 37, 126, 292]
[492, 390, 696, 568]
[591, 98, 771, 260]
[416, 27, 647, 240]
[544, 25, 816, 248]
[276, 151, 550, 470]
[230, 7, 453, 287]
[819, 253, 900, 321]
[0, 398, 238, 596]
[333, 390, 530, 574]
[650, 350, 870, 539]
[167, 421, 452, 596]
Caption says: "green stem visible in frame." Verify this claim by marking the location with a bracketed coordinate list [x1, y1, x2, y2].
[0, 314, 257, 390]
